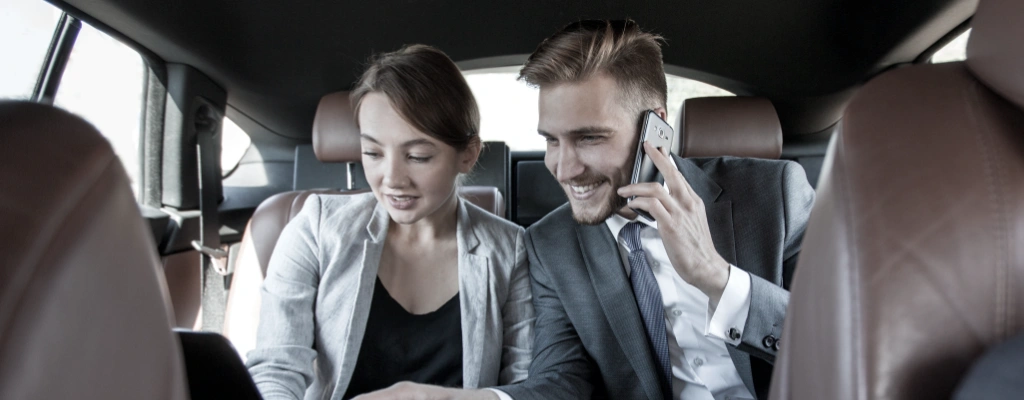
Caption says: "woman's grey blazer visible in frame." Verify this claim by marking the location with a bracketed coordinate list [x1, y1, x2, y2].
[246, 192, 534, 400]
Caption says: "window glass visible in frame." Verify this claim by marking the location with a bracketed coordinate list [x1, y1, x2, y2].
[54, 22, 145, 195]
[221, 116, 252, 176]
[0, 0, 63, 100]
[931, 29, 970, 63]
[463, 67, 540, 151]
[464, 67, 733, 151]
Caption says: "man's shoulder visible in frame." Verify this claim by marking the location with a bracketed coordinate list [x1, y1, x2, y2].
[689, 156, 800, 174]
[524, 203, 578, 244]
[689, 156, 807, 190]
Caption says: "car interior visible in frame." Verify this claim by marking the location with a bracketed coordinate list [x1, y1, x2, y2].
[1, 0, 1021, 398]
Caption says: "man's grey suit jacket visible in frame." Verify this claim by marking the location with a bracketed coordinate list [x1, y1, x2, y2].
[500, 155, 815, 400]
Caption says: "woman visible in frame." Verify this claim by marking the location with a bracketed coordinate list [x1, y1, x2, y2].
[246, 45, 533, 400]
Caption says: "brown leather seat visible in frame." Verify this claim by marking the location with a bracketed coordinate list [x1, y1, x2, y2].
[677, 96, 783, 159]
[769, 0, 1024, 398]
[0, 101, 188, 400]
[222, 91, 505, 357]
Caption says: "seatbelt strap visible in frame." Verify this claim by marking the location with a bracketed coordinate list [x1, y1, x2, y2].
[191, 108, 229, 332]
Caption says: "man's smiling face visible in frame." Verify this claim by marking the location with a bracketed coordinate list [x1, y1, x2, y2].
[538, 73, 640, 225]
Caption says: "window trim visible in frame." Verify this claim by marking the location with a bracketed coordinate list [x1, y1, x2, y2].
[44, 0, 169, 204]
[47, 0, 165, 67]
[32, 13, 80, 105]
[141, 65, 167, 206]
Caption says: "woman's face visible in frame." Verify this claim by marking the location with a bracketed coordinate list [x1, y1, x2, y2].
[357, 92, 477, 225]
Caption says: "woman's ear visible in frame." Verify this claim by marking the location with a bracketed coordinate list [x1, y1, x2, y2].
[459, 139, 482, 174]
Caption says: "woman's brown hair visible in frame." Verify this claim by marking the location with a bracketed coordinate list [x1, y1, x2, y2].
[350, 44, 480, 151]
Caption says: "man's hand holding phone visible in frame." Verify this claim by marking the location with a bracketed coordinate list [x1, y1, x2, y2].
[617, 141, 731, 306]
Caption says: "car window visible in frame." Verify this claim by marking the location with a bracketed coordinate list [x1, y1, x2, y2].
[0, 0, 63, 100]
[222, 116, 252, 176]
[54, 22, 146, 196]
[464, 67, 733, 151]
[931, 29, 970, 63]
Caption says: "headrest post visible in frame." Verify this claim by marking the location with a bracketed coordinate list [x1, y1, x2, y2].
[345, 163, 354, 191]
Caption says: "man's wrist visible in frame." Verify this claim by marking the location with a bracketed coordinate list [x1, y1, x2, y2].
[700, 256, 730, 307]
[705, 265, 752, 345]
[450, 388, 500, 400]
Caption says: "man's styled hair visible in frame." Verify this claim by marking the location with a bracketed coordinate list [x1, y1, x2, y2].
[519, 19, 668, 114]
[351, 44, 481, 151]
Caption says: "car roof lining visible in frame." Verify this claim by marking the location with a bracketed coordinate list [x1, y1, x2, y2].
[52, 0, 977, 139]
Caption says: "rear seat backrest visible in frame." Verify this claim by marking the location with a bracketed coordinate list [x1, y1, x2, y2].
[515, 160, 566, 227]
[223, 90, 505, 358]
[293, 144, 349, 190]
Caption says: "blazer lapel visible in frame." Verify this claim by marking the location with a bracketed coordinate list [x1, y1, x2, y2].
[360, 201, 391, 295]
[578, 223, 664, 400]
[675, 157, 738, 265]
[339, 201, 390, 392]
[357, 202, 390, 315]
[456, 199, 489, 388]
[728, 346, 756, 396]
[355, 201, 391, 323]
[676, 158, 754, 393]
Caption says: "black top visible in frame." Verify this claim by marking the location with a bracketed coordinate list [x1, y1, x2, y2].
[342, 277, 463, 399]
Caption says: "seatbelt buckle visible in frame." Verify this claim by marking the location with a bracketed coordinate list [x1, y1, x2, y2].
[191, 240, 231, 275]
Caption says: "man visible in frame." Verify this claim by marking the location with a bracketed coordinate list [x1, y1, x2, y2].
[358, 19, 813, 400]
[494, 19, 812, 400]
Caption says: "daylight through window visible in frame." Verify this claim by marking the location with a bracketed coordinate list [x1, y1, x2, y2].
[464, 67, 733, 151]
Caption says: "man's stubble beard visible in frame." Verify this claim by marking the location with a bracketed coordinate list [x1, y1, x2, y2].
[570, 159, 634, 226]
[571, 190, 628, 226]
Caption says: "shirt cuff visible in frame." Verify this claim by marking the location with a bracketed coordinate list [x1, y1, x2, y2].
[705, 264, 751, 346]
[487, 388, 514, 400]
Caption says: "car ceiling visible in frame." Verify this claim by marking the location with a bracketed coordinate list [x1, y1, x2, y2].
[57, 0, 977, 140]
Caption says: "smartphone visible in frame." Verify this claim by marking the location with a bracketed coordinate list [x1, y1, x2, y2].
[628, 110, 675, 221]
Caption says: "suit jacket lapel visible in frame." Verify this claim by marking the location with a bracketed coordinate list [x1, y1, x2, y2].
[727, 346, 756, 396]
[706, 197, 737, 266]
[338, 201, 390, 392]
[578, 223, 664, 400]
[455, 199, 489, 388]
[675, 157, 738, 265]
[676, 157, 755, 393]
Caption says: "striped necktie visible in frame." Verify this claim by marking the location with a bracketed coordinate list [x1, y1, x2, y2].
[620, 221, 673, 399]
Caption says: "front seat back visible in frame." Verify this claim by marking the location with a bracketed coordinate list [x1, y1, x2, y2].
[0, 102, 188, 400]
[770, 0, 1024, 398]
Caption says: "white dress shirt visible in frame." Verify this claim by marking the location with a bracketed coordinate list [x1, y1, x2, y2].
[492, 214, 754, 400]
[606, 214, 754, 400]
